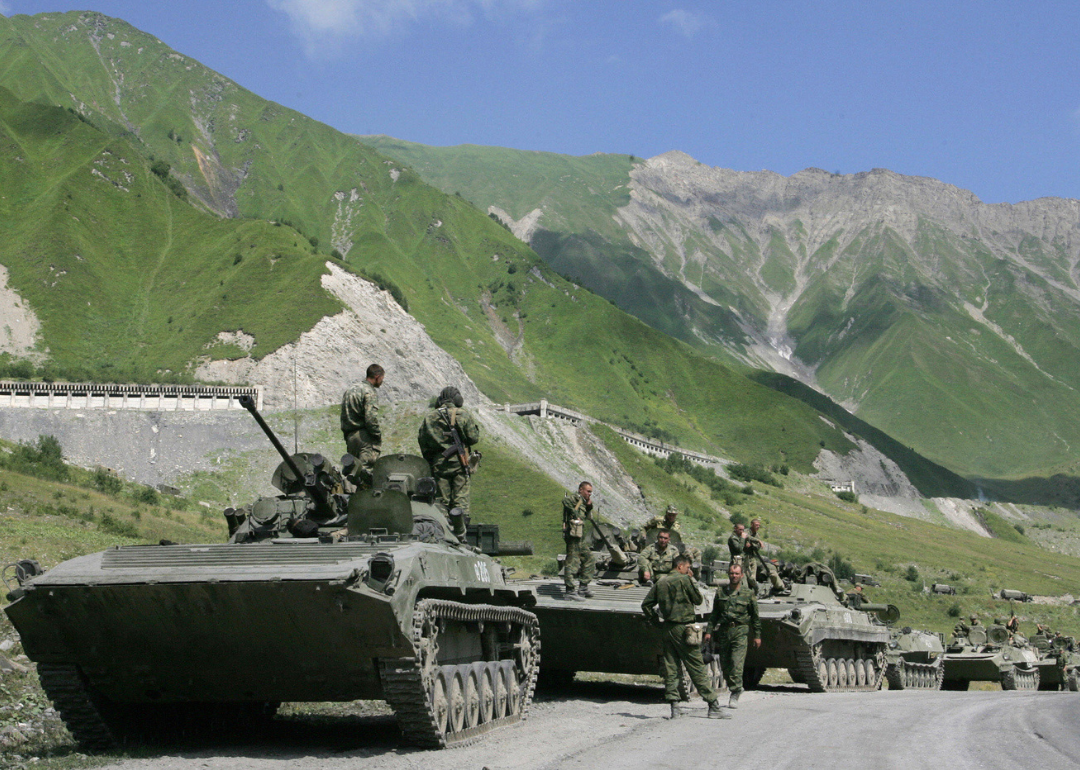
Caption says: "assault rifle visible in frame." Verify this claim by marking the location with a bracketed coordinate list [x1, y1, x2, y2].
[440, 407, 481, 475]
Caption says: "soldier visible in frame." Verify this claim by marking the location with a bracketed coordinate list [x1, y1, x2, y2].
[417, 386, 480, 537]
[747, 518, 785, 592]
[562, 481, 597, 600]
[707, 562, 761, 711]
[1006, 614, 1020, 634]
[644, 504, 682, 533]
[639, 529, 679, 584]
[641, 554, 724, 720]
[340, 364, 384, 486]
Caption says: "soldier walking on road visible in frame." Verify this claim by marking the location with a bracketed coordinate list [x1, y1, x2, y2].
[340, 364, 384, 487]
[562, 481, 597, 599]
[707, 562, 761, 712]
[417, 386, 480, 537]
[642, 554, 724, 720]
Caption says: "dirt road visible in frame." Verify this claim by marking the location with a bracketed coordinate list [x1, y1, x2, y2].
[91, 682, 1080, 770]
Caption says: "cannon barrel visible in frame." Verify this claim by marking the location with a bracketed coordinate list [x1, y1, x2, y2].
[239, 394, 336, 520]
[497, 541, 534, 556]
[859, 602, 901, 625]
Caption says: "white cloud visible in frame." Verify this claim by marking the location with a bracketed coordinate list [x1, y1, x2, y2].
[659, 9, 704, 39]
[269, 0, 542, 55]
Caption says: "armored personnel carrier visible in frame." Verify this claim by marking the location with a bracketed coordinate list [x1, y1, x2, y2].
[940, 623, 1040, 690]
[1031, 631, 1080, 691]
[884, 627, 945, 690]
[518, 524, 721, 694]
[741, 563, 896, 692]
[3, 397, 539, 750]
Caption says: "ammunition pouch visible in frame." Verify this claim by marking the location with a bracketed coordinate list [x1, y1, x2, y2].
[568, 519, 584, 539]
[685, 623, 705, 647]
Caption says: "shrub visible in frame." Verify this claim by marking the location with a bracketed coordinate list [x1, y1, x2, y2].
[947, 603, 962, 618]
[729, 511, 748, 527]
[133, 486, 159, 506]
[836, 490, 858, 503]
[728, 463, 782, 488]
[3, 435, 69, 482]
[92, 467, 122, 495]
[828, 553, 855, 581]
[99, 513, 139, 539]
[905, 565, 920, 582]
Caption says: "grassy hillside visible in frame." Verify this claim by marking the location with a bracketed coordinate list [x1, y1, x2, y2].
[0, 86, 339, 381]
[0, 11, 868, 476]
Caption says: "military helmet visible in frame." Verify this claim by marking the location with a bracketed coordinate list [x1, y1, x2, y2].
[437, 386, 464, 408]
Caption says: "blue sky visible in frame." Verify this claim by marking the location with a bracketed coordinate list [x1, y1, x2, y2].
[3, 0, 1078, 204]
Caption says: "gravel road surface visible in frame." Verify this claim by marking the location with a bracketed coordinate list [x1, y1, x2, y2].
[92, 682, 1080, 770]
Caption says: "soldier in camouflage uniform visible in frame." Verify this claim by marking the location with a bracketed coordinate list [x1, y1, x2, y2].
[706, 562, 761, 711]
[417, 386, 480, 537]
[643, 505, 702, 575]
[642, 554, 724, 720]
[747, 518, 785, 591]
[562, 482, 596, 599]
[638, 529, 679, 584]
[340, 364, 385, 486]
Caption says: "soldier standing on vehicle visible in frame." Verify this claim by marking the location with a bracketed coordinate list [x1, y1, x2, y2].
[706, 562, 761, 711]
[562, 481, 597, 599]
[642, 554, 724, 720]
[417, 386, 480, 536]
[639, 529, 679, 584]
[340, 364, 384, 486]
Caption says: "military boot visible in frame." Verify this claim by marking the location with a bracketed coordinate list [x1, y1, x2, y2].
[707, 700, 730, 719]
[728, 689, 742, 709]
[564, 585, 584, 600]
[668, 702, 686, 719]
[578, 584, 594, 598]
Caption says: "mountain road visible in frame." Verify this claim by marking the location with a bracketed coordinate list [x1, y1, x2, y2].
[90, 682, 1080, 770]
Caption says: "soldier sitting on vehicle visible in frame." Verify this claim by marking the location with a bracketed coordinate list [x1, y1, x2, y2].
[639, 529, 680, 584]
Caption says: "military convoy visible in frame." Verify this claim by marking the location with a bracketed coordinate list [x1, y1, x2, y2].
[2, 395, 1077, 753]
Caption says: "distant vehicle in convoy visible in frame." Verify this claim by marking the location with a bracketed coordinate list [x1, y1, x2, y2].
[518, 524, 721, 696]
[884, 627, 945, 690]
[941, 623, 1041, 690]
[3, 397, 540, 750]
[998, 588, 1033, 602]
[741, 562, 897, 692]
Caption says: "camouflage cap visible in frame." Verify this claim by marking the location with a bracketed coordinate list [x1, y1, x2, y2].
[664, 504, 678, 516]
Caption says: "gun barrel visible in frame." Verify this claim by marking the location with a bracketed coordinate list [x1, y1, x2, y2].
[497, 541, 534, 556]
[239, 394, 334, 518]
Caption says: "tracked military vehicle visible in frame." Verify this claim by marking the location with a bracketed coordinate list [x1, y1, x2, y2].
[884, 627, 945, 690]
[518, 524, 721, 694]
[741, 563, 896, 692]
[3, 397, 539, 750]
[1031, 631, 1080, 691]
[940, 623, 1040, 690]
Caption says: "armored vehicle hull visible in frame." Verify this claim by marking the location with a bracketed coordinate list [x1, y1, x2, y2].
[744, 583, 892, 692]
[941, 626, 1040, 691]
[884, 628, 945, 690]
[4, 410, 541, 752]
[1030, 633, 1080, 691]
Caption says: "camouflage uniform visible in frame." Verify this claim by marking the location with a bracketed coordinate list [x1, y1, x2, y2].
[642, 571, 718, 704]
[417, 404, 480, 530]
[638, 542, 680, 582]
[708, 580, 760, 693]
[562, 491, 596, 591]
[727, 532, 757, 590]
[340, 381, 381, 479]
[644, 508, 702, 569]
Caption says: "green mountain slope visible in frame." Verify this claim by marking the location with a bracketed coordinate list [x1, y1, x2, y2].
[0, 11, 865, 476]
[0, 85, 338, 381]
[355, 139, 1080, 485]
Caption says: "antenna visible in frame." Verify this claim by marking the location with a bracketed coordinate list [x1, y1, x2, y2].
[293, 347, 299, 453]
